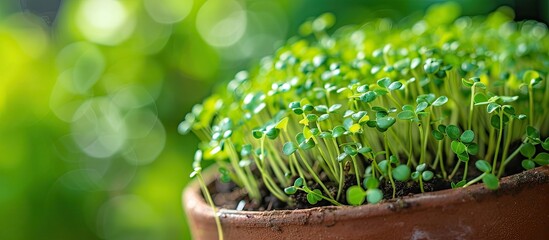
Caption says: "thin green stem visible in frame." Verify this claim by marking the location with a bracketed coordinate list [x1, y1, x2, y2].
[197, 172, 224, 240]
[336, 162, 344, 201]
[226, 139, 260, 200]
[297, 187, 342, 206]
[449, 160, 461, 180]
[499, 141, 526, 178]
[462, 173, 486, 188]
[491, 110, 504, 174]
[407, 121, 414, 166]
[385, 133, 397, 199]
[529, 84, 534, 127]
[419, 175, 425, 193]
[468, 85, 475, 130]
[351, 155, 361, 187]
[296, 150, 334, 199]
[462, 160, 469, 182]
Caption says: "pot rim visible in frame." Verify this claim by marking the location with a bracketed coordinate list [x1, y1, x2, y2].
[183, 165, 549, 227]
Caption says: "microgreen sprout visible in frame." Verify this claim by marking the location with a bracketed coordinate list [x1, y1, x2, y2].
[181, 4, 549, 211]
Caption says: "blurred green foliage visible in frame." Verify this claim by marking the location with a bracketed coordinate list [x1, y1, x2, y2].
[0, 0, 545, 239]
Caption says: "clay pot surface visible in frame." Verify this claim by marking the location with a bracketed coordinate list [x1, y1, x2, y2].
[183, 166, 549, 240]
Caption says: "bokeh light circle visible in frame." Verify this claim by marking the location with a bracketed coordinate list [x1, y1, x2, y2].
[71, 97, 127, 158]
[76, 0, 135, 45]
[196, 0, 247, 48]
[144, 0, 193, 24]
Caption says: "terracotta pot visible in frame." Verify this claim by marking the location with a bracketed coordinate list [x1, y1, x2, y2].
[183, 166, 549, 240]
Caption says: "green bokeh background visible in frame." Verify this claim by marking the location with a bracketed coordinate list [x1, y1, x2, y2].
[0, 0, 546, 239]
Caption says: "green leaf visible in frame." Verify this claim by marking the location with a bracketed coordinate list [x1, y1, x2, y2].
[284, 186, 297, 195]
[451, 179, 466, 189]
[392, 165, 411, 181]
[461, 78, 473, 88]
[318, 114, 330, 122]
[315, 105, 328, 113]
[374, 88, 389, 96]
[376, 116, 396, 129]
[294, 177, 304, 187]
[415, 102, 428, 113]
[460, 130, 475, 143]
[523, 70, 541, 85]
[266, 128, 280, 140]
[424, 59, 440, 74]
[332, 126, 346, 138]
[349, 123, 362, 134]
[329, 104, 342, 113]
[306, 114, 318, 122]
[402, 105, 414, 111]
[357, 85, 369, 93]
[389, 155, 399, 164]
[337, 152, 348, 162]
[446, 125, 461, 140]
[252, 129, 263, 139]
[457, 152, 469, 162]
[487, 103, 500, 114]
[451, 140, 466, 154]
[411, 172, 420, 181]
[422, 171, 434, 181]
[194, 149, 203, 164]
[289, 101, 301, 109]
[293, 108, 304, 114]
[482, 173, 499, 190]
[319, 131, 333, 138]
[437, 124, 447, 133]
[303, 127, 314, 140]
[475, 160, 492, 173]
[358, 147, 372, 154]
[520, 143, 536, 159]
[498, 96, 518, 103]
[275, 117, 289, 130]
[363, 176, 380, 189]
[410, 58, 421, 69]
[432, 129, 444, 141]
[541, 137, 549, 151]
[344, 145, 358, 157]
[240, 144, 253, 157]
[397, 110, 415, 120]
[522, 160, 536, 170]
[307, 189, 323, 204]
[466, 143, 479, 155]
[388, 81, 403, 91]
[303, 104, 314, 112]
[432, 96, 448, 106]
[533, 152, 549, 165]
[416, 163, 426, 172]
[473, 92, 488, 104]
[490, 115, 501, 129]
[378, 160, 388, 174]
[299, 139, 316, 150]
[360, 91, 377, 103]
[366, 189, 383, 204]
[347, 186, 366, 206]
[474, 82, 487, 89]
[377, 77, 392, 88]
[282, 142, 297, 156]
[526, 126, 540, 139]
[503, 105, 515, 115]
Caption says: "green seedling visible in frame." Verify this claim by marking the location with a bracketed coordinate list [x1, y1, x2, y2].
[180, 4, 549, 216]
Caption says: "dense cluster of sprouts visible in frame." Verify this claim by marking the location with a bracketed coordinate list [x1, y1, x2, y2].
[180, 5, 549, 208]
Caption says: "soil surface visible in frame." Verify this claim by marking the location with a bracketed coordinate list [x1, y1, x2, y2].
[208, 152, 527, 211]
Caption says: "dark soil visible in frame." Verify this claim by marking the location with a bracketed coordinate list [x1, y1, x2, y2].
[207, 146, 530, 211]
